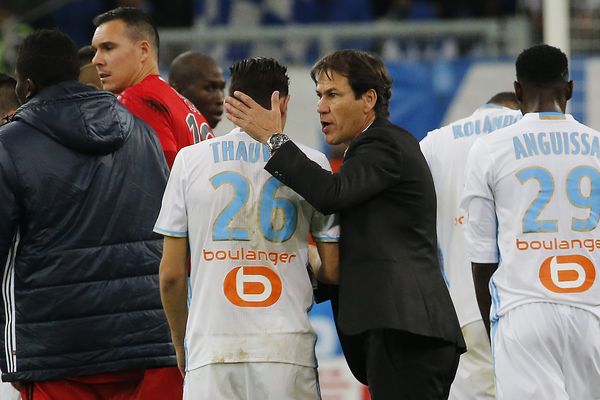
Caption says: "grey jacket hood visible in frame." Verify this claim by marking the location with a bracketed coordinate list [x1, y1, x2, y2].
[13, 81, 134, 155]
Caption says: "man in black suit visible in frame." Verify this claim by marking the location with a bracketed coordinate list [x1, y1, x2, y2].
[225, 49, 466, 399]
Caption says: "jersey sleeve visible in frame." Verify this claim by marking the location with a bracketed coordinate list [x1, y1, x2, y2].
[309, 152, 340, 242]
[310, 212, 340, 243]
[154, 152, 189, 237]
[461, 139, 499, 263]
[419, 132, 433, 167]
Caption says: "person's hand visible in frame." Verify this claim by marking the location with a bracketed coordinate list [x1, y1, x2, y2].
[174, 344, 186, 378]
[225, 90, 283, 143]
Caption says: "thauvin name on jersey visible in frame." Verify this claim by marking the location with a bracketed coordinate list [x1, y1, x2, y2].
[452, 115, 520, 139]
[513, 131, 600, 160]
[211, 141, 270, 164]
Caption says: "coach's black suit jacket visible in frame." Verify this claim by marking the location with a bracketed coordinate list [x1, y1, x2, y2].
[266, 119, 466, 384]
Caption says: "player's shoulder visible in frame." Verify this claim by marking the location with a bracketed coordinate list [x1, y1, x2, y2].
[573, 118, 600, 136]
[119, 76, 166, 107]
[177, 132, 219, 158]
[295, 141, 330, 168]
[195, 127, 262, 153]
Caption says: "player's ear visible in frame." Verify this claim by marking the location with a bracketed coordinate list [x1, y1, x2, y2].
[20, 78, 37, 104]
[138, 40, 151, 63]
[279, 94, 290, 116]
[566, 80, 573, 101]
[361, 88, 377, 114]
[279, 95, 290, 130]
[279, 95, 290, 112]
[514, 81, 523, 103]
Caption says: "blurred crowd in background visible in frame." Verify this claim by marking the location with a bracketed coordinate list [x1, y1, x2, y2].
[2, 0, 521, 38]
[0, 0, 599, 74]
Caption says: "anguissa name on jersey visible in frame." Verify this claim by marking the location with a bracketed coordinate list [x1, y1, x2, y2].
[513, 131, 600, 160]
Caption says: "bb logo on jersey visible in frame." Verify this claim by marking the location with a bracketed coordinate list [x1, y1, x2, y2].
[539, 255, 596, 293]
[224, 266, 282, 307]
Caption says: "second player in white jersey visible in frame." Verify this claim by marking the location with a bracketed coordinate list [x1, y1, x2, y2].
[421, 96, 521, 400]
[462, 112, 600, 321]
[421, 101, 521, 327]
[155, 127, 340, 372]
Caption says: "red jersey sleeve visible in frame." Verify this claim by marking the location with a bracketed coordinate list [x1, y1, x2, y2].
[118, 76, 214, 169]
[119, 93, 178, 168]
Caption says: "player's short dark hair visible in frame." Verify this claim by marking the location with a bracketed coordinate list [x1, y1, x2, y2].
[487, 92, 518, 105]
[169, 51, 218, 87]
[93, 7, 160, 52]
[310, 49, 392, 119]
[516, 44, 568, 87]
[16, 30, 79, 88]
[229, 57, 289, 110]
[78, 45, 96, 67]
[0, 73, 19, 114]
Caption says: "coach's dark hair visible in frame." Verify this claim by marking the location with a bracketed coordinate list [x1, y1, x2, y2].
[310, 49, 392, 119]
[93, 7, 160, 55]
[16, 30, 79, 88]
[0, 73, 18, 113]
[516, 44, 568, 87]
[229, 57, 289, 109]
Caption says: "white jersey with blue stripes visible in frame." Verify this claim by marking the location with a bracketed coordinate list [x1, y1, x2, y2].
[154, 128, 340, 372]
[420, 104, 521, 326]
[462, 112, 600, 322]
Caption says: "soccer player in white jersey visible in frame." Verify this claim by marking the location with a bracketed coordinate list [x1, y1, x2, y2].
[155, 57, 340, 400]
[420, 92, 521, 400]
[462, 44, 600, 400]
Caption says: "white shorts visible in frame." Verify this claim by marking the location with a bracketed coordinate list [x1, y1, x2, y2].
[494, 302, 600, 400]
[0, 379, 20, 400]
[449, 319, 495, 400]
[184, 362, 321, 400]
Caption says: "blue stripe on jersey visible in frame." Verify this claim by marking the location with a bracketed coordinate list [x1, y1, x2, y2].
[437, 246, 450, 287]
[490, 317, 499, 380]
[539, 112, 566, 120]
[312, 235, 340, 242]
[479, 103, 504, 109]
[184, 337, 189, 373]
[186, 276, 192, 307]
[489, 278, 501, 324]
[184, 276, 192, 372]
[153, 227, 188, 237]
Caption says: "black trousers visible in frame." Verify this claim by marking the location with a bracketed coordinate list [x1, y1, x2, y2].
[363, 329, 461, 400]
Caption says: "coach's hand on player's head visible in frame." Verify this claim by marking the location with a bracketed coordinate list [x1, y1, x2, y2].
[225, 90, 282, 143]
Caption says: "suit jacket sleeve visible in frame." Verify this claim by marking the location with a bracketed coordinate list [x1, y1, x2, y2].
[265, 127, 402, 215]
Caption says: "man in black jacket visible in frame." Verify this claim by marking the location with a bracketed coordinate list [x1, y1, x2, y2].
[0, 30, 176, 399]
[225, 49, 466, 399]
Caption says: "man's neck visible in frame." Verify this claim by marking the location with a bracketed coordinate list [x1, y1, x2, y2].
[130, 62, 160, 88]
[522, 98, 566, 114]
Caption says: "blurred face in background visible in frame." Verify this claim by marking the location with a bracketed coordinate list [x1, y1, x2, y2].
[177, 65, 225, 128]
[14, 69, 32, 106]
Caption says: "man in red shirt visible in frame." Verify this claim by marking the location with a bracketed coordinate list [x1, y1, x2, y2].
[92, 7, 212, 168]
